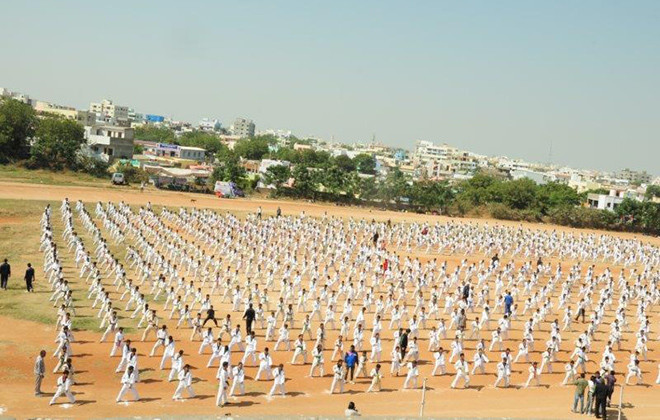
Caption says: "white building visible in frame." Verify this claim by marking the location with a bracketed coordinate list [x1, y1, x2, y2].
[586, 190, 625, 212]
[414, 141, 458, 162]
[84, 125, 134, 162]
[90, 99, 129, 125]
[199, 118, 222, 131]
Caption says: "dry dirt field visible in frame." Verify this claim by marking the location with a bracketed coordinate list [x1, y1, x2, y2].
[0, 181, 658, 420]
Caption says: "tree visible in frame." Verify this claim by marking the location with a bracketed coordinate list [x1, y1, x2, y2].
[334, 154, 356, 172]
[536, 182, 580, 212]
[134, 125, 176, 143]
[0, 99, 37, 162]
[178, 131, 224, 156]
[30, 117, 84, 170]
[263, 164, 291, 187]
[645, 185, 660, 200]
[211, 152, 247, 188]
[357, 176, 379, 201]
[353, 154, 377, 174]
[410, 180, 454, 213]
[379, 168, 410, 205]
[233, 137, 270, 160]
[115, 162, 149, 183]
[291, 165, 315, 198]
[499, 178, 538, 210]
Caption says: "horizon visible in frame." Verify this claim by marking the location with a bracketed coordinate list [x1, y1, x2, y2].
[1, 1, 658, 174]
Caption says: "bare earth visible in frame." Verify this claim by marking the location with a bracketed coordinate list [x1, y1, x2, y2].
[0, 181, 658, 419]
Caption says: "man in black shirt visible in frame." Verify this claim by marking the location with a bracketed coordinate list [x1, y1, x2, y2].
[243, 303, 256, 334]
[203, 305, 218, 327]
[24, 263, 35, 292]
[0, 259, 10, 290]
[399, 329, 409, 359]
[594, 379, 609, 419]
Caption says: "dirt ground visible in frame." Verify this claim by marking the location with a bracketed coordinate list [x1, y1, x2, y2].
[0, 181, 658, 419]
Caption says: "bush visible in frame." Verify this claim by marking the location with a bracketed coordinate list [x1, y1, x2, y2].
[115, 162, 149, 184]
[75, 155, 110, 178]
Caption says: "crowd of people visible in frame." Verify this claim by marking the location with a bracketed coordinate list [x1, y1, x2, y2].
[29, 198, 660, 416]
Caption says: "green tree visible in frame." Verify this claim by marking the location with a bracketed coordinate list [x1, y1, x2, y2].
[334, 154, 356, 172]
[499, 178, 538, 210]
[263, 164, 291, 186]
[410, 180, 454, 213]
[379, 168, 410, 205]
[30, 117, 84, 170]
[353, 153, 377, 174]
[233, 137, 270, 160]
[178, 131, 224, 156]
[133, 125, 176, 143]
[291, 165, 315, 198]
[0, 99, 37, 162]
[536, 182, 580, 212]
[357, 176, 379, 201]
[212, 153, 247, 187]
[645, 185, 660, 200]
[115, 162, 149, 183]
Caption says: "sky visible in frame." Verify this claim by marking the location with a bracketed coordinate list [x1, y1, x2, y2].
[1, 1, 658, 174]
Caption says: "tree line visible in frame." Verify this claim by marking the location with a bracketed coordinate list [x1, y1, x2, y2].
[3, 98, 658, 235]
[0, 99, 108, 176]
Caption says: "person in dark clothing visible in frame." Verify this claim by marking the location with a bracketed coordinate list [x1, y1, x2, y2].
[203, 305, 218, 327]
[276, 207, 281, 218]
[594, 380, 609, 419]
[24, 263, 35, 292]
[0, 259, 10, 290]
[243, 303, 256, 334]
[399, 329, 409, 359]
[344, 346, 358, 382]
[462, 283, 470, 300]
[372, 232, 379, 247]
[604, 370, 616, 407]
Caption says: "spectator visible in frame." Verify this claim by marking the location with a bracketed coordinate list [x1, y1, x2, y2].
[345, 401, 360, 417]
[572, 373, 588, 413]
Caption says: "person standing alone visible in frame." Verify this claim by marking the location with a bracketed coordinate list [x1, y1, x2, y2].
[24, 263, 35, 292]
[34, 350, 46, 396]
[0, 259, 10, 290]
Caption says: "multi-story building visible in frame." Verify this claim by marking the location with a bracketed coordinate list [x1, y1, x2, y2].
[84, 125, 134, 162]
[232, 117, 255, 138]
[32, 101, 95, 126]
[414, 141, 458, 163]
[616, 168, 652, 185]
[0, 87, 32, 105]
[90, 99, 129, 125]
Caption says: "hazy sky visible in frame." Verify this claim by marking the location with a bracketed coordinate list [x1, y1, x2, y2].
[1, 1, 658, 174]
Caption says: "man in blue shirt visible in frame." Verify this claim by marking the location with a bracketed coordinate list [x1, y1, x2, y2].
[504, 291, 513, 316]
[344, 345, 359, 383]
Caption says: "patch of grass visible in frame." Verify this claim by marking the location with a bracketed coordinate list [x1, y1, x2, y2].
[0, 164, 110, 187]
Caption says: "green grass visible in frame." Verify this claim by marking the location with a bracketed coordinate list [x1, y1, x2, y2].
[0, 163, 117, 188]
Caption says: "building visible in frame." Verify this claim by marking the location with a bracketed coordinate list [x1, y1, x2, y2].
[616, 168, 652, 185]
[84, 125, 135, 162]
[134, 140, 206, 161]
[90, 99, 129, 125]
[586, 190, 625, 212]
[199, 118, 222, 131]
[32, 101, 95, 126]
[414, 141, 458, 163]
[146, 114, 165, 123]
[232, 117, 255, 138]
